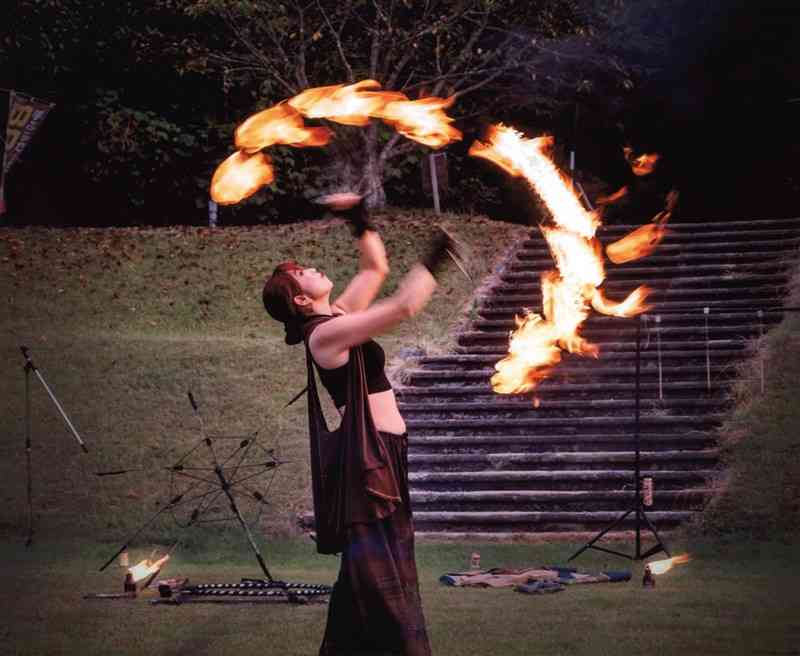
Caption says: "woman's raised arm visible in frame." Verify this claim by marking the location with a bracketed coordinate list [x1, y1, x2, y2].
[311, 264, 436, 361]
[332, 230, 389, 314]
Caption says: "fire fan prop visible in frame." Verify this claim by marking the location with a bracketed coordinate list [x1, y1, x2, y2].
[469, 125, 655, 395]
[211, 79, 462, 205]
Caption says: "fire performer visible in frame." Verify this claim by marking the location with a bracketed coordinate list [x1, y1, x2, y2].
[263, 193, 457, 656]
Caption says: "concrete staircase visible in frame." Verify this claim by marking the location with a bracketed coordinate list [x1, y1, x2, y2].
[397, 217, 800, 539]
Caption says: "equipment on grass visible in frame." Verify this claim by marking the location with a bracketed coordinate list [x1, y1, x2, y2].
[19, 345, 90, 547]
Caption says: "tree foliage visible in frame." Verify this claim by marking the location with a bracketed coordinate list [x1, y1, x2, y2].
[0, 0, 724, 223]
[183, 0, 643, 209]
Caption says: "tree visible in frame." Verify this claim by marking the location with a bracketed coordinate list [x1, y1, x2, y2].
[185, 0, 638, 208]
[1, 0, 226, 224]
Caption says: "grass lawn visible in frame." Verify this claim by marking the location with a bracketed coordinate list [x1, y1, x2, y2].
[3, 212, 799, 655]
[0, 212, 527, 539]
[3, 535, 799, 656]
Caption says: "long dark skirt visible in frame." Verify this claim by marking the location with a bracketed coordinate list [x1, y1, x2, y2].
[319, 433, 431, 656]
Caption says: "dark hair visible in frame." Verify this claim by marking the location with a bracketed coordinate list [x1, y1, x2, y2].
[263, 262, 305, 345]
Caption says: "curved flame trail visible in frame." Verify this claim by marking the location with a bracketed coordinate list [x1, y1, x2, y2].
[469, 124, 653, 394]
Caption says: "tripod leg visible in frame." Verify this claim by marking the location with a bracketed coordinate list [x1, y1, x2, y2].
[214, 465, 274, 583]
[567, 508, 633, 562]
[24, 365, 34, 548]
[638, 507, 671, 559]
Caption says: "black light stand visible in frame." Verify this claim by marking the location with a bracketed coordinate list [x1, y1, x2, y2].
[567, 315, 671, 562]
[20, 345, 89, 547]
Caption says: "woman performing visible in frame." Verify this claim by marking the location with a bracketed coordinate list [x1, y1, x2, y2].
[262, 194, 459, 656]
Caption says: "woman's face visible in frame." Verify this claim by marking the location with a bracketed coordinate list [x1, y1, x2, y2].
[288, 266, 333, 300]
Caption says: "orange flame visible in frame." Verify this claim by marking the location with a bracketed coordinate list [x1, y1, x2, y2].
[648, 554, 691, 575]
[374, 95, 462, 148]
[591, 286, 652, 316]
[210, 151, 274, 205]
[235, 103, 332, 152]
[128, 554, 170, 583]
[471, 129, 599, 238]
[211, 79, 462, 206]
[606, 221, 669, 264]
[624, 146, 660, 176]
[606, 189, 677, 264]
[288, 79, 400, 126]
[471, 124, 651, 394]
[596, 185, 628, 206]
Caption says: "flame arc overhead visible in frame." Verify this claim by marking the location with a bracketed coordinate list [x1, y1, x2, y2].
[469, 124, 655, 395]
[211, 78, 462, 205]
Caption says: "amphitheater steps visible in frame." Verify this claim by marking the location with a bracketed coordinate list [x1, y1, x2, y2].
[398, 217, 800, 538]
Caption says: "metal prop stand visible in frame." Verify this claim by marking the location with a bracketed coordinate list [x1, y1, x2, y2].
[20, 345, 89, 547]
[98, 392, 283, 586]
[567, 315, 671, 562]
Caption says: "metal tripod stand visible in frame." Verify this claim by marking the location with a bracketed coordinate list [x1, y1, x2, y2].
[20, 345, 89, 546]
[567, 316, 671, 562]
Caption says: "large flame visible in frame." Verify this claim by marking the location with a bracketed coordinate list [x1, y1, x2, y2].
[471, 130, 598, 238]
[288, 79, 402, 127]
[374, 95, 462, 148]
[211, 79, 461, 205]
[210, 151, 274, 205]
[235, 103, 332, 152]
[128, 554, 170, 583]
[470, 124, 651, 394]
[648, 554, 691, 575]
[606, 221, 669, 264]
[606, 189, 677, 264]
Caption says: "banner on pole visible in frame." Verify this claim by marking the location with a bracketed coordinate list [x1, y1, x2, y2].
[0, 90, 55, 215]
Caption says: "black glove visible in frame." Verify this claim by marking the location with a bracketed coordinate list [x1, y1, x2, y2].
[421, 227, 469, 280]
[317, 193, 376, 238]
[338, 200, 376, 238]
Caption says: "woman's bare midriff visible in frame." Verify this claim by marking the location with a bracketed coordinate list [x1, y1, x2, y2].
[338, 388, 406, 436]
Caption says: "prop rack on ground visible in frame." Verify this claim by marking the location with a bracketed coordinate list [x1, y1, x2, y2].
[94, 391, 331, 603]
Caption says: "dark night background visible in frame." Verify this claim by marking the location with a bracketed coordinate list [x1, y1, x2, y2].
[1, 0, 799, 226]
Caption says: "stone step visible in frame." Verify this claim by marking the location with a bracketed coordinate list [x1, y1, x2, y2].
[408, 449, 718, 467]
[417, 350, 746, 368]
[470, 312, 782, 332]
[408, 468, 712, 492]
[400, 395, 727, 413]
[451, 338, 749, 355]
[505, 277, 789, 295]
[457, 324, 771, 345]
[492, 278, 788, 296]
[405, 415, 722, 430]
[399, 395, 727, 411]
[402, 364, 732, 380]
[411, 489, 711, 504]
[515, 252, 797, 270]
[410, 488, 710, 511]
[404, 366, 734, 380]
[398, 383, 728, 399]
[478, 306, 782, 322]
[594, 218, 800, 232]
[413, 529, 680, 542]
[595, 225, 800, 239]
[410, 510, 695, 529]
[518, 237, 800, 255]
[408, 432, 715, 453]
[506, 261, 795, 279]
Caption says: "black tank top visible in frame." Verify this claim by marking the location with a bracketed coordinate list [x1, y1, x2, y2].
[305, 316, 392, 408]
